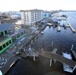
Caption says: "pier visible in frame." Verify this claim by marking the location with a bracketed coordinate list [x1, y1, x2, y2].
[68, 23, 76, 33]
[1, 56, 18, 75]
[39, 50, 76, 67]
[47, 23, 53, 26]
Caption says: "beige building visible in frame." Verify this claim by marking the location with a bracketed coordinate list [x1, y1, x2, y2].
[20, 9, 43, 25]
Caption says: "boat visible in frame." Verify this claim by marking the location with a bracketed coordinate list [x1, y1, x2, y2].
[62, 52, 76, 73]
[41, 31, 44, 34]
[0, 70, 2, 75]
[57, 26, 61, 32]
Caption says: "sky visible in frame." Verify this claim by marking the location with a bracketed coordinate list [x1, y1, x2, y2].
[0, 0, 76, 11]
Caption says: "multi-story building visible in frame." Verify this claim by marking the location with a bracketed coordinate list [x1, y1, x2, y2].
[20, 9, 43, 25]
[0, 23, 26, 54]
[0, 23, 14, 54]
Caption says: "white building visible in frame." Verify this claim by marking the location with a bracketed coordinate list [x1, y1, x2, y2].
[20, 9, 43, 25]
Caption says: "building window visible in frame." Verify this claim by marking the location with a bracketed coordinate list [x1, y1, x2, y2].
[1, 32, 4, 36]
[0, 46, 2, 50]
[5, 31, 7, 34]
[6, 42, 9, 46]
[3, 44, 6, 48]
[17, 34, 20, 38]
[9, 40, 11, 44]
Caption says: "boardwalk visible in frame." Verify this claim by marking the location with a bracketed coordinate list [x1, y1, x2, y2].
[1, 56, 18, 75]
[39, 50, 76, 67]
[51, 48, 57, 53]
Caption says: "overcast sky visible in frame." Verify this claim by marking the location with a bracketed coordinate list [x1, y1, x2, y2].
[0, 0, 76, 11]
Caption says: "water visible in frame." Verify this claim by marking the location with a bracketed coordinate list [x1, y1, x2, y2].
[7, 12, 76, 75]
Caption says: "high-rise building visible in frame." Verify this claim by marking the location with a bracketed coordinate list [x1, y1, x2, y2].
[20, 9, 43, 25]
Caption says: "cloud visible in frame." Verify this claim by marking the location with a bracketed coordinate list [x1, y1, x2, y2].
[0, 0, 76, 11]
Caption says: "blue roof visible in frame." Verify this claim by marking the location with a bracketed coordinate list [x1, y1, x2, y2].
[0, 23, 14, 32]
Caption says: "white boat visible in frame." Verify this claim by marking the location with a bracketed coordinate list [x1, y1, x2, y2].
[62, 52, 76, 73]
[41, 32, 44, 34]
[57, 26, 61, 32]
[0, 70, 2, 75]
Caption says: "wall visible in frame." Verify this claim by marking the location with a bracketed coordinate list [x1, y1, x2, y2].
[0, 37, 12, 54]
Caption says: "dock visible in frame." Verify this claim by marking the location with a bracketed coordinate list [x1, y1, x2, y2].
[40, 50, 76, 67]
[68, 23, 76, 33]
[57, 26, 61, 32]
[51, 48, 57, 54]
[47, 23, 53, 26]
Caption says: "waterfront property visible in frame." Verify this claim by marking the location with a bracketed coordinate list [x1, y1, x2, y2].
[20, 9, 43, 25]
[11, 28, 27, 41]
[20, 9, 51, 25]
[0, 23, 14, 54]
[0, 23, 14, 37]
[0, 23, 27, 54]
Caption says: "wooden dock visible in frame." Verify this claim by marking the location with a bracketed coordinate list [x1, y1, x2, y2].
[51, 48, 57, 54]
[68, 23, 76, 33]
[40, 50, 76, 67]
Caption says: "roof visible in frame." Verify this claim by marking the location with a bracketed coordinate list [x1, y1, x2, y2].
[0, 36, 8, 43]
[18, 28, 25, 33]
[0, 23, 14, 32]
[20, 9, 43, 12]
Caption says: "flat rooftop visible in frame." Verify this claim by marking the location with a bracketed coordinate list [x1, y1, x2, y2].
[0, 23, 14, 32]
[18, 28, 25, 34]
[0, 36, 8, 43]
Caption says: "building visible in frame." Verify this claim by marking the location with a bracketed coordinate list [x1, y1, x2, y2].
[20, 9, 43, 25]
[0, 23, 14, 54]
[15, 20, 22, 30]
[0, 15, 11, 24]
[0, 23, 26, 54]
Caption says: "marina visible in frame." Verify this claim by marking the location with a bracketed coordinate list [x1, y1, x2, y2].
[0, 12, 76, 75]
